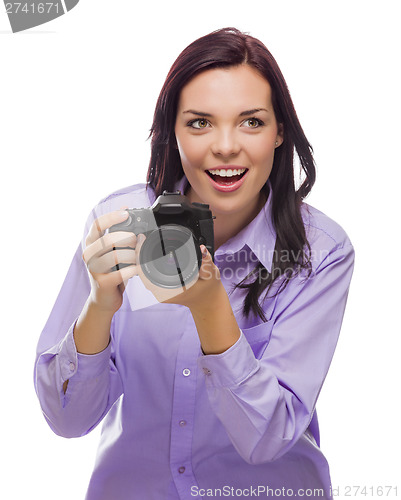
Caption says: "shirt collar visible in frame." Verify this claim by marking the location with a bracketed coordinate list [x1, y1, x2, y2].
[174, 176, 277, 272]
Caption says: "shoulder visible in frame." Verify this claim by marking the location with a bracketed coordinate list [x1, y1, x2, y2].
[301, 203, 354, 270]
[98, 183, 155, 210]
[90, 183, 156, 217]
[302, 203, 352, 248]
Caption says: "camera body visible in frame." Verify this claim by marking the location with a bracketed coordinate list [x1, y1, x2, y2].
[109, 191, 214, 289]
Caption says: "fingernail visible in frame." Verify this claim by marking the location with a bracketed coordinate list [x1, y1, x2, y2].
[117, 210, 128, 218]
[201, 245, 208, 257]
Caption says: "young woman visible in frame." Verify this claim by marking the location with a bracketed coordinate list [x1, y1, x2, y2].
[35, 28, 354, 499]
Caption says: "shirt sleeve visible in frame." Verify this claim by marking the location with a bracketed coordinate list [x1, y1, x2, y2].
[197, 241, 355, 464]
[34, 232, 123, 438]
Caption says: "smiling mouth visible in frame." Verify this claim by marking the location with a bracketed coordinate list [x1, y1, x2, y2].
[206, 168, 248, 184]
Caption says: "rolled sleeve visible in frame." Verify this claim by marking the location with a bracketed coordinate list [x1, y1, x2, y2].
[34, 238, 122, 439]
[57, 323, 112, 383]
[196, 243, 355, 465]
[198, 331, 259, 387]
[35, 321, 118, 438]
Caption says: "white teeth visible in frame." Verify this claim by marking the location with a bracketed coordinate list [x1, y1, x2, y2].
[207, 168, 246, 177]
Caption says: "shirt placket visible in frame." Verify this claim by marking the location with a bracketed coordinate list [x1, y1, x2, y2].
[169, 310, 202, 499]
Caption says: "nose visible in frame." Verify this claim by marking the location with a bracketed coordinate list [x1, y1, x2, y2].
[211, 128, 241, 157]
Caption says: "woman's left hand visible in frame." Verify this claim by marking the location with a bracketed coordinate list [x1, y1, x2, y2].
[135, 234, 241, 354]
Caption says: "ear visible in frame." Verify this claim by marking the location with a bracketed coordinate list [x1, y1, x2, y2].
[275, 123, 284, 147]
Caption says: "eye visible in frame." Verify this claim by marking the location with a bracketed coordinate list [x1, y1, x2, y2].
[242, 118, 264, 128]
[187, 118, 210, 129]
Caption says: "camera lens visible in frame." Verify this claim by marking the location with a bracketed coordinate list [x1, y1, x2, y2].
[139, 225, 201, 288]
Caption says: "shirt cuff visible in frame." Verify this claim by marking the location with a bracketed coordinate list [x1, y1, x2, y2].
[197, 330, 259, 388]
[58, 321, 112, 382]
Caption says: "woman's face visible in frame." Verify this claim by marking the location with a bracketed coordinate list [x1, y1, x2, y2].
[174, 64, 283, 223]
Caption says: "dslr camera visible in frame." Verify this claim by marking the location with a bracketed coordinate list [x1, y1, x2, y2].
[109, 191, 214, 289]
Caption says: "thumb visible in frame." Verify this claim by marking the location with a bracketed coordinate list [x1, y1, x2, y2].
[198, 245, 220, 281]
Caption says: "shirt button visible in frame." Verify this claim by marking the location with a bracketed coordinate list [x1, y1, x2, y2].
[69, 362, 75, 372]
[178, 466, 185, 474]
[182, 368, 191, 377]
[179, 420, 187, 427]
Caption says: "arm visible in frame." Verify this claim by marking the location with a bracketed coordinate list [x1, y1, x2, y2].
[34, 210, 138, 438]
[134, 229, 354, 463]
[136, 242, 241, 354]
[34, 244, 119, 438]
[197, 243, 355, 464]
[189, 246, 241, 354]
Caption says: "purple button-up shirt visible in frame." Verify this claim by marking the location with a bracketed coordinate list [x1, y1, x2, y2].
[34, 176, 354, 499]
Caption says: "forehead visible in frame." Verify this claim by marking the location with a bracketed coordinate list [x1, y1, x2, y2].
[177, 65, 273, 112]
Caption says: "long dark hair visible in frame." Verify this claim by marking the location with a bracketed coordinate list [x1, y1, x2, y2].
[147, 27, 315, 321]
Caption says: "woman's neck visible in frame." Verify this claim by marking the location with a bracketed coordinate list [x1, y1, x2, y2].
[183, 180, 268, 250]
[212, 192, 266, 249]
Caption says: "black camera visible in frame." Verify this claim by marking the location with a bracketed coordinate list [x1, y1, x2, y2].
[109, 191, 214, 289]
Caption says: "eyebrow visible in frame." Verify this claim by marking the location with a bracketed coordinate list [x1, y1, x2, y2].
[182, 108, 269, 117]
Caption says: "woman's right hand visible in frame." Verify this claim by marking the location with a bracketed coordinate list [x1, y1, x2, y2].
[82, 210, 139, 314]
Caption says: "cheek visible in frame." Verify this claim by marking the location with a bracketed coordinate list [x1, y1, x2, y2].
[250, 138, 276, 166]
[177, 135, 207, 170]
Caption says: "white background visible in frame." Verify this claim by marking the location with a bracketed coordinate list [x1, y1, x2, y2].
[1, 1, 400, 498]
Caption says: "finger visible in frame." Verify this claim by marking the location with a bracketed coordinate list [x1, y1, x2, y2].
[198, 245, 220, 281]
[135, 233, 146, 251]
[115, 263, 139, 282]
[133, 233, 146, 265]
[87, 249, 137, 274]
[83, 232, 137, 265]
[86, 211, 129, 246]
[100, 263, 139, 288]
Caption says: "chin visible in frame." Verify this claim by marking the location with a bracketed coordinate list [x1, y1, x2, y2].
[209, 199, 247, 215]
